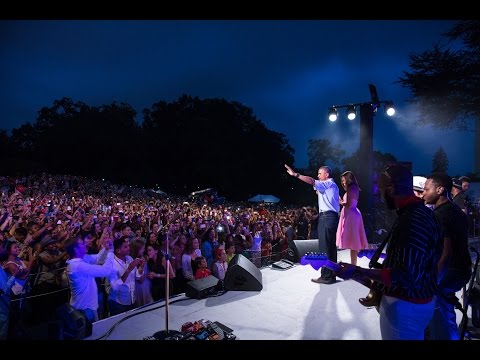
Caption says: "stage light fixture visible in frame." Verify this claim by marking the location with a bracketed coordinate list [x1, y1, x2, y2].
[328, 107, 338, 122]
[326, 84, 396, 240]
[385, 101, 395, 116]
[346, 105, 356, 120]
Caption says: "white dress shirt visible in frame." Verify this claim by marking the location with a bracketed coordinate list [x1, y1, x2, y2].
[66, 250, 114, 311]
[106, 255, 141, 305]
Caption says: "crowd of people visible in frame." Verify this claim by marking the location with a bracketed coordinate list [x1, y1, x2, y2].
[0, 173, 318, 339]
[0, 167, 476, 340]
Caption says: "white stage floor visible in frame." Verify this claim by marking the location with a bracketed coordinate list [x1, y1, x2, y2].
[85, 249, 471, 341]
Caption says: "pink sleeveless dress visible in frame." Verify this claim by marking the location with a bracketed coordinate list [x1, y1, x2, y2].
[336, 184, 368, 251]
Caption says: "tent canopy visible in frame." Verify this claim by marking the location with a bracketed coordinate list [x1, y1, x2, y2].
[248, 194, 280, 203]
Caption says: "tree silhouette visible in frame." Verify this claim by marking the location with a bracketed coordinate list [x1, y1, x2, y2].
[7, 97, 140, 183]
[432, 147, 449, 173]
[307, 138, 345, 175]
[3, 95, 296, 202]
[141, 95, 295, 201]
[398, 20, 480, 174]
[342, 150, 397, 180]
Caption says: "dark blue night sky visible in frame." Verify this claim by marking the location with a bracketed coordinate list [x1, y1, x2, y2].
[0, 20, 472, 176]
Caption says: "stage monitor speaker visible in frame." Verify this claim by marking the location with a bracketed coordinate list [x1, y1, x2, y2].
[286, 239, 320, 262]
[224, 254, 262, 291]
[185, 275, 220, 299]
[55, 303, 92, 340]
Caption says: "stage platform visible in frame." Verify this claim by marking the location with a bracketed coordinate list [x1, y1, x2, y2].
[85, 249, 472, 341]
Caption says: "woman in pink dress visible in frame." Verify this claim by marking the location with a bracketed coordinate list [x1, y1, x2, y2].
[336, 171, 368, 265]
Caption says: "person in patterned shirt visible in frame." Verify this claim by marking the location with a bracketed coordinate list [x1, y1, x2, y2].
[331, 164, 442, 340]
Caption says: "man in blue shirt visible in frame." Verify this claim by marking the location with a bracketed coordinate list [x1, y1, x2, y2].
[285, 164, 340, 284]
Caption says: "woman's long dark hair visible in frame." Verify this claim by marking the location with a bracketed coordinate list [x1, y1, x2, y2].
[341, 170, 360, 191]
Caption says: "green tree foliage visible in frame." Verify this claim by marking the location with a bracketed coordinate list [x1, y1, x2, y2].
[342, 150, 397, 180]
[0, 129, 10, 155]
[7, 97, 140, 183]
[432, 147, 449, 173]
[141, 95, 295, 200]
[398, 20, 480, 130]
[4, 95, 295, 202]
[398, 20, 480, 173]
[307, 138, 345, 175]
